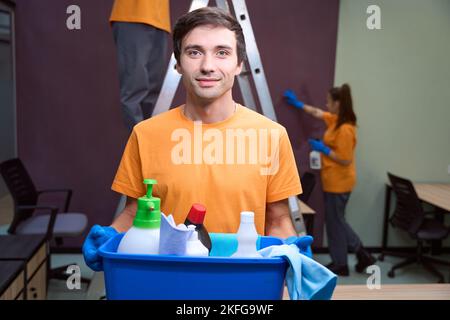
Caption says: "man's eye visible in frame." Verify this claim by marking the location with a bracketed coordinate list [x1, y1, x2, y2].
[187, 50, 201, 56]
[217, 50, 230, 57]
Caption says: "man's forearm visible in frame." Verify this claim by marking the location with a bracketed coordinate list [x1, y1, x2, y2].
[265, 214, 297, 238]
[110, 209, 135, 233]
[265, 200, 297, 238]
[110, 198, 137, 232]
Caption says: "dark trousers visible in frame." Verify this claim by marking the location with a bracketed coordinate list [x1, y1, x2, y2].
[112, 22, 168, 131]
[324, 192, 362, 267]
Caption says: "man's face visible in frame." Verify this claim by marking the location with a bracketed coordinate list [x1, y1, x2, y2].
[176, 25, 243, 102]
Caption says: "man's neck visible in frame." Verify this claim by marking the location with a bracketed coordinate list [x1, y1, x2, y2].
[183, 93, 236, 124]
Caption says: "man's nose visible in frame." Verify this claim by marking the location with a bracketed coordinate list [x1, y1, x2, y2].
[200, 54, 216, 74]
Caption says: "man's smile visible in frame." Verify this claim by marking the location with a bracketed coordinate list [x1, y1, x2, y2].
[196, 78, 220, 87]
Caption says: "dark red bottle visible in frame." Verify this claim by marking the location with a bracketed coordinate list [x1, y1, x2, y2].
[184, 204, 212, 253]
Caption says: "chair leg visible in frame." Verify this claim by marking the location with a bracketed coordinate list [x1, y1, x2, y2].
[422, 256, 450, 267]
[391, 256, 417, 272]
[388, 256, 417, 278]
[379, 250, 414, 261]
[421, 261, 445, 283]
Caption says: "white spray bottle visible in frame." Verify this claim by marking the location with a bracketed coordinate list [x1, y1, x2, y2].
[117, 179, 161, 254]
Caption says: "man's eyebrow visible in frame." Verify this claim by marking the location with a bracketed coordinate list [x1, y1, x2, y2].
[215, 45, 233, 50]
[183, 44, 234, 51]
[183, 44, 203, 51]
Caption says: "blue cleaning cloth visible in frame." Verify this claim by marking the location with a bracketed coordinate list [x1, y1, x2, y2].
[159, 213, 194, 255]
[258, 244, 337, 300]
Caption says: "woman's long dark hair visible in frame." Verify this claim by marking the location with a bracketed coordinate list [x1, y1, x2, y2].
[329, 83, 357, 130]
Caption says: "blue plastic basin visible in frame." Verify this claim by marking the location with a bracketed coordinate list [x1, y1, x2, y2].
[98, 233, 288, 300]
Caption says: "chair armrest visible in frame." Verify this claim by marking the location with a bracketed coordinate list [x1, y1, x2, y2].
[16, 205, 58, 241]
[37, 188, 72, 212]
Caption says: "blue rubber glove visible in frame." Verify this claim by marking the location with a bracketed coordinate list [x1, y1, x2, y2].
[82, 225, 118, 272]
[284, 235, 314, 258]
[283, 89, 305, 109]
[308, 139, 331, 156]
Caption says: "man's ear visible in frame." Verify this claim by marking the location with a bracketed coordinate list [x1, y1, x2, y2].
[235, 61, 243, 76]
[175, 62, 182, 75]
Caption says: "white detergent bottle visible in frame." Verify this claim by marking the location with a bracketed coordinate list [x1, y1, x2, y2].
[232, 211, 261, 258]
[185, 225, 209, 257]
[117, 179, 161, 254]
[309, 150, 321, 170]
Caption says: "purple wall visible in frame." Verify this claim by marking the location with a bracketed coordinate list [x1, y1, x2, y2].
[15, 0, 339, 247]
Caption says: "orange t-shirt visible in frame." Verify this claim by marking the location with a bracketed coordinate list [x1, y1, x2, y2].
[110, 0, 171, 33]
[321, 112, 357, 193]
[111, 104, 302, 235]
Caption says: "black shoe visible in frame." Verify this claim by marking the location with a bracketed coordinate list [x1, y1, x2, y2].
[326, 263, 349, 276]
[325, 262, 334, 269]
[355, 247, 377, 273]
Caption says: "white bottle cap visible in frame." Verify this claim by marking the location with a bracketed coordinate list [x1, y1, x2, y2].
[240, 211, 255, 223]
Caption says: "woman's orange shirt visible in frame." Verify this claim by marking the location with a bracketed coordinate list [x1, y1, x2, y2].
[321, 112, 357, 193]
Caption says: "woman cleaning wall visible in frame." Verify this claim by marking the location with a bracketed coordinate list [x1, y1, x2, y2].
[284, 84, 376, 276]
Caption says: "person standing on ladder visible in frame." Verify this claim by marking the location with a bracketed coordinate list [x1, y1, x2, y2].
[110, 0, 171, 131]
[83, 7, 311, 272]
[284, 84, 376, 276]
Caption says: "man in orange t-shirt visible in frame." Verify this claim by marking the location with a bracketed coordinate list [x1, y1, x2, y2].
[83, 7, 305, 272]
[110, 0, 171, 131]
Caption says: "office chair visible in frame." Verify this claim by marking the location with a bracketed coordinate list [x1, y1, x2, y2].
[0, 158, 90, 283]
[386, 172, 450, 283]
[298, 172, 316, 235]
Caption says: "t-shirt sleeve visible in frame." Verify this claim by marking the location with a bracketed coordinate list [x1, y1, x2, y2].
[111, 130, 146, 199]
[322, 112, 336, 127]
[334, 125, 356, 161]
[266, 128, 302, 203]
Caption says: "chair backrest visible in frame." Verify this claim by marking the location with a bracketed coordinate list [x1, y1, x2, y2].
[298, 172, 316, 203]
[0, 158, 39, 233]
[387, 172, 424, 235]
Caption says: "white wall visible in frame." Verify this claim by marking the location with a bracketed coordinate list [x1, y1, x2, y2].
[334, 0, 450, 247]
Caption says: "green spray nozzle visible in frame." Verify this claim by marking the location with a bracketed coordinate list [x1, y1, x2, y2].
[133, 179, 161, 229]
[144, 178, 156, 198]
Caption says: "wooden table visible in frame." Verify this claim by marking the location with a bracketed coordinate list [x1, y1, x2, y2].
[298, 199, 315, 215]
[0, 235, 48, 300]
[283, 284, 450, 300]
[0, 261, 26, 300]
[332, 284, 450, 300]
[380, 182, 450, 258]
[298, 199, 315, 236]
[413, 184, 450, 212]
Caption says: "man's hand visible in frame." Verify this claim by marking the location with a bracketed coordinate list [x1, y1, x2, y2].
[284, 235, 314, 258]
[82, 225, 118, 271]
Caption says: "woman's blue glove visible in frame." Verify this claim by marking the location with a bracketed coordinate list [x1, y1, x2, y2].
[283, 89, 305, 109]
[284, 235, 314, 258]
[82, 225, 118, 272]
[308, 139, 331, 156]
